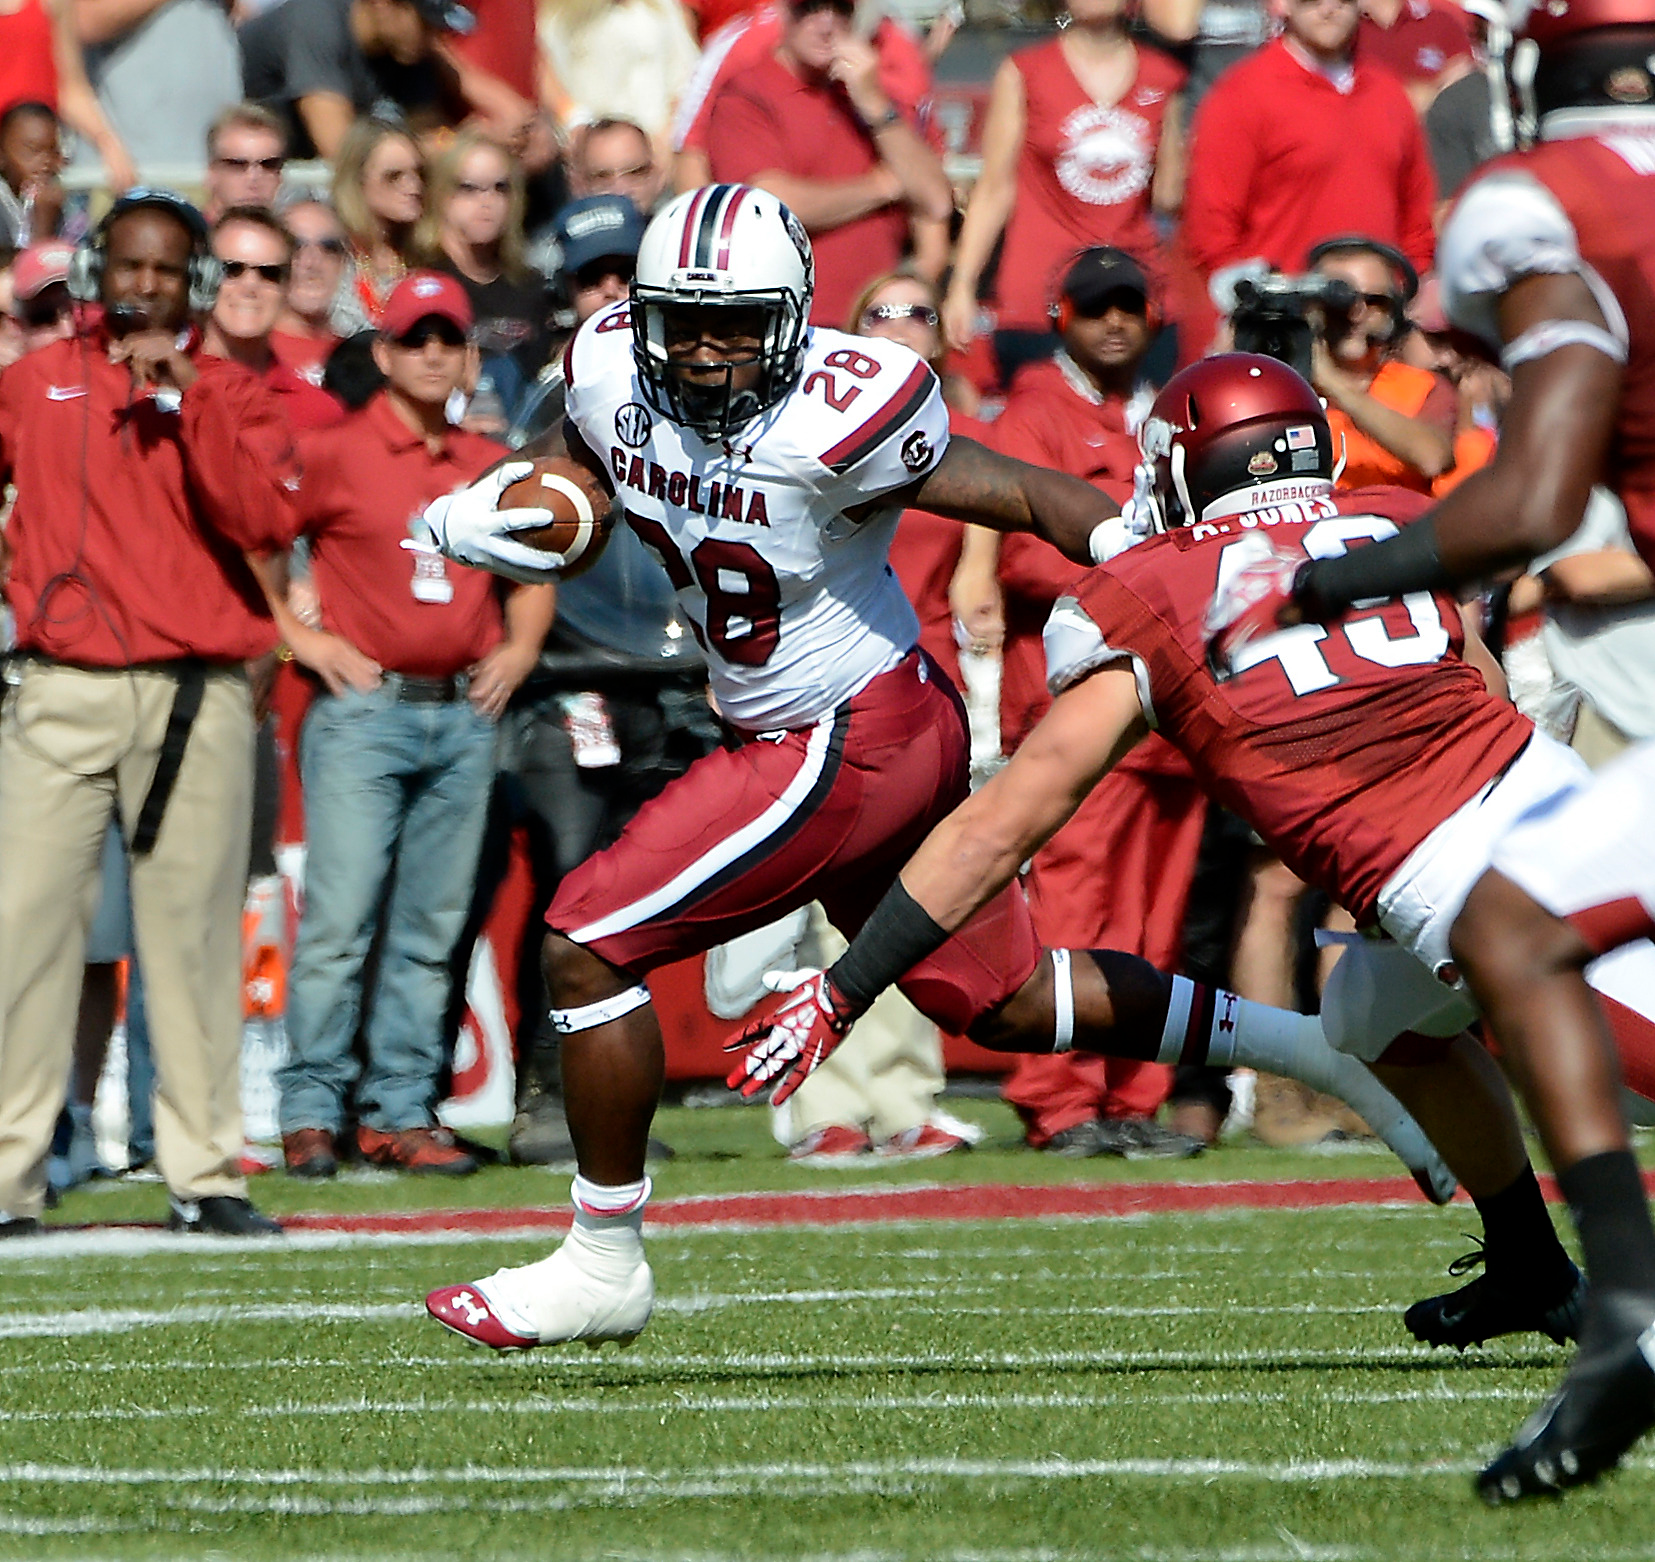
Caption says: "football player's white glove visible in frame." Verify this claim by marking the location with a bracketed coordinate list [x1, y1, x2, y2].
[422, 462, 565, 585]
[1089, 461, 1158, 563]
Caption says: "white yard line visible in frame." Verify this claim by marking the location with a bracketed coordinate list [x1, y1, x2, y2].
[0, 1384, 1543, 1424]
[0, 1455, 1492, 1489]
[0, 1293, 1408, 1339]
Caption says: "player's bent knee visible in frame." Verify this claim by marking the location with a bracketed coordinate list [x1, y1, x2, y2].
[542, 930, 637, 1008]
[964, 958, 1053, 1052]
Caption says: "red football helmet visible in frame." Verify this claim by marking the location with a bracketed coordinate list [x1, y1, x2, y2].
[1140, 353, 1333, 531]
[1508, 0, 1655, 137]
[1517, 0, 1655, 51]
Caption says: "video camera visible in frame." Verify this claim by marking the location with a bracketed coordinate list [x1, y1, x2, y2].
[1229, 272, 1358, 381]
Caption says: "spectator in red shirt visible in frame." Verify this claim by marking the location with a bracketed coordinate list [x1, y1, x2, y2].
[673, 0, 937, 188]
[206, 207, 346, 432]
[702, 0, 953, 326]
[1358, 0, 1474, 115]
[1180, 0, 1436, 353]
[276, 271, 554, 1181]
[0, 190, 301, 1237]
[943, 0, 1187, 388]
[271, 198, 348, 383]
[989, 247, 1209, 1158]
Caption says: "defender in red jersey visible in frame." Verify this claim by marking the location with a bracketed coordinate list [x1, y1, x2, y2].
[1209, 0, 1655, 1501]
[736, 354, 1642, 1389]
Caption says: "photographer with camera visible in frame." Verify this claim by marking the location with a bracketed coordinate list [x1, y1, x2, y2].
[1303, 236, 1456, 493]
[1218, 240, 1457, 493]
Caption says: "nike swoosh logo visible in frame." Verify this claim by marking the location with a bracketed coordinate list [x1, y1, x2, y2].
[46, 385, 86, 401]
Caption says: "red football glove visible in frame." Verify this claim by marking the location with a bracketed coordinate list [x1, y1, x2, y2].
[1203, 536, 1308, 679]
[724, 969, 860, 1105]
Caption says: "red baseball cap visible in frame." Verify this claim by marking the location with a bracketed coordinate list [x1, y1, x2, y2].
[11, 239, 75, 302]
[380, 270, 473, 340]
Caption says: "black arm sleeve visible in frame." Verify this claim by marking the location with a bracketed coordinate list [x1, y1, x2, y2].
[1293, 513, 1454, 619]
[827, 880, 952, 1013]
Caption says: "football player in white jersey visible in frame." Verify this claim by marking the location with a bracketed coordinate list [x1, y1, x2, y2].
[420, 185, 1453, 1354]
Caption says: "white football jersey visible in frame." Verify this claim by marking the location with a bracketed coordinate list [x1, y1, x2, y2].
[565, 302, 951, 730]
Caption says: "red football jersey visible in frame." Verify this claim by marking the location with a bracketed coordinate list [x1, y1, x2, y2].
[994, 38, 1186, 333]
[1061, 485, 1534, 922]
[1480, 134, 1655, 568]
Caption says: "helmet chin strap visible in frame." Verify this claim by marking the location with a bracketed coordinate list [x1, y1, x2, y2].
[1170, 442, 1196, 530]
[1331, 429, 1348, 485]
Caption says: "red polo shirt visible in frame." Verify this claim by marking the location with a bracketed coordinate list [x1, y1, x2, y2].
[705, 53, 911, 326]
[1183, 38, 1437, 281]
[1358, 0, 1473, 88]
[297, 394, 507, 678]
[0, 333, 302, 665]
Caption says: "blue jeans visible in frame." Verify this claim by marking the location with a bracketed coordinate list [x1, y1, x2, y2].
[278, 683, 497, 1134]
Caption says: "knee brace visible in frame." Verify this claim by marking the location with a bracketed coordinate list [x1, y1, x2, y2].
[548, 985, 652, 1035]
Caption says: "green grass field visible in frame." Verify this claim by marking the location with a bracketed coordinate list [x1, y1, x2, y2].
[5, 1100, 1652, 1562]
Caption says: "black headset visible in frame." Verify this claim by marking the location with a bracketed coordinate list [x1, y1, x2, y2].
[66, 187, 222, 314]
[1306, 235, 1419, 345]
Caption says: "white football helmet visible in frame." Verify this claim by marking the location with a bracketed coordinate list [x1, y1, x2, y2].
[631, 185, 814, 438]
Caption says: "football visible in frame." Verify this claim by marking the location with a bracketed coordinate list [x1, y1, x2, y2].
[498, 457, 614, 576]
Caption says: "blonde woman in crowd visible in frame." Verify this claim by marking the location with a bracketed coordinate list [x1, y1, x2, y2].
[329, 118, 426, 335]
[417, 128, 552, 418]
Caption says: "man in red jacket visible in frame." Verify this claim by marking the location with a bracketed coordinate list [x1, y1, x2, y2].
[1180, 0, 1436, 347]
[0, 189, 302, 1237]
[990, 248, 1209, 1156]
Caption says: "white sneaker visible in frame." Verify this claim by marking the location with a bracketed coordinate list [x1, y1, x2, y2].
[426, 1208, 653, 1349]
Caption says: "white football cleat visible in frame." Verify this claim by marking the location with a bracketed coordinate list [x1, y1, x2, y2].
[427, 1206, 654, 1350]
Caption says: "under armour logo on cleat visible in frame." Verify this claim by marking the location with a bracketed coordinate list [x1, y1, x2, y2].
[454, 1290, 489, 1328]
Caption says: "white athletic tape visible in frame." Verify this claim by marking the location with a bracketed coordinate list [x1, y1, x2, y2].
[533, 473, 597, 565]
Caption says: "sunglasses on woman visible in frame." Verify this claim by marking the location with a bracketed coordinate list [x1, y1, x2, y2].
[860, 302, 939, 329]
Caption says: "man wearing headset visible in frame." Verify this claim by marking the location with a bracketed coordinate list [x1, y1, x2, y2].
[1306, 236, 1459, 493]
[0, 189, 302, 1237]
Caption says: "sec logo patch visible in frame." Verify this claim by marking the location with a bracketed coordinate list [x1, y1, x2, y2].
[615, 402, 653, 447]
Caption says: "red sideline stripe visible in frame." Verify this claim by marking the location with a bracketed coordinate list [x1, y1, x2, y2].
[274, 1175, 1498, 1236]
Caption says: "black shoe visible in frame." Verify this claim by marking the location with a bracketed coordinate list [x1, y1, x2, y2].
[168, 1196, 283, 1236]
[1044, 1119, 1128, 1158]
[1406, 1243, 1584, 1349]
[0, 1216, 41, 1238]
[1478, 1288, 1655, 1504]
[1111, 1117, 1206, 1160]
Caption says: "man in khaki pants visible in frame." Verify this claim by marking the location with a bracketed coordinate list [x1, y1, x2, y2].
[0, 189, 301, 1235]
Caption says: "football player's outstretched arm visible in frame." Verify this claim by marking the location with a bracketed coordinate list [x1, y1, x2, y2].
[907, 435, 1118, 564]
[725, 666, 1148, 1101]
[1292, 271, 1623, 618]
[893, 665, 1148, 931]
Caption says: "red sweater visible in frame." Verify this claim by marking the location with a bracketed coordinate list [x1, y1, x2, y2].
[1182, 38, 1437, 280]
[0, 335, 302, 665]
